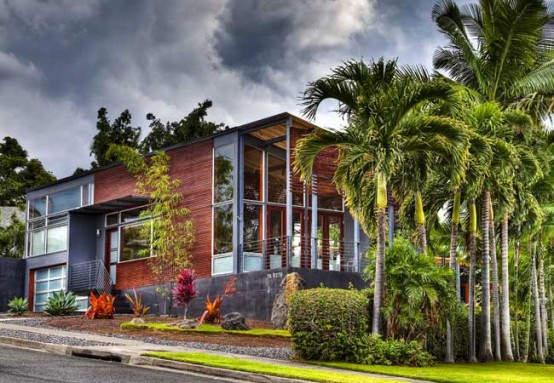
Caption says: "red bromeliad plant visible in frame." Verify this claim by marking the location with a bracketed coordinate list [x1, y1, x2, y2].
[85, 292, 116, 319]
[200, 276, 236, 324]
[172, 268, 198, 319]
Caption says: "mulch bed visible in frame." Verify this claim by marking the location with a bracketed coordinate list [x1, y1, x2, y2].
[45, 315, 290, 349]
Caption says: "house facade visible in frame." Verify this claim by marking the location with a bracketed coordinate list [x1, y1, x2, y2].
[23, 113, 369, 318]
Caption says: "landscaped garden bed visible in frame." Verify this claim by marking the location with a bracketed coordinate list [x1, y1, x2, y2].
[43, 315, 291, 349]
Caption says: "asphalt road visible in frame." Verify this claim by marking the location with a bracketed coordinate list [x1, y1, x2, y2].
[0, 344, 236, 383]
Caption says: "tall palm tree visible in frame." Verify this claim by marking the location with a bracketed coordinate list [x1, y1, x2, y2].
[433, 0, 554, 361]
[295, 58, 467, 335]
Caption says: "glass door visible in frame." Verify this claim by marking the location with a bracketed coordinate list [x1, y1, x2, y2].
[266, 207, 285, 269]
[105, 228, 119, 284]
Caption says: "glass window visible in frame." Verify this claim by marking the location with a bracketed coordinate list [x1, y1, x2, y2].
[82, 183, 93, 206]
[214, 145, 234, 203]
[121, 207, 145, 223]
[29, 197, 47, 219]
[244, 146, 262, 201]
[33, 266, 66, 313]
[46, 226, 67, 253]
[267, 155, 286, 204]
[35, 269, 49, 281]
[48, 215, 68, 226]
[48, 187, 81, 214]
[213, 256, 233, 274]
[30, 230, 45, 256]
[106, 213, 118, 226]
[120, 223, 151, 261]
[214, 204, 233, 255]
[29, 219, 45, 230]
[243, 204, 261, 252]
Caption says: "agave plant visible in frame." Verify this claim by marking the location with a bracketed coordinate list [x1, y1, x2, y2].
[8, 297, 28, 316]
[44, 291, 79, 316]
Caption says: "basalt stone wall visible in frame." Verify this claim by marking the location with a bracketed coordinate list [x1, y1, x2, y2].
[0, 258, 25, 312]
[123, 268, 365, 321]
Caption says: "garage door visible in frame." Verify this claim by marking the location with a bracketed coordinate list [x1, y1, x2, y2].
[34, 265, 66, 312]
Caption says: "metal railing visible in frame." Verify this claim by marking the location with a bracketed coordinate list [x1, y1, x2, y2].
[241, 235, 367, 273]
[68, 260, 111, 296]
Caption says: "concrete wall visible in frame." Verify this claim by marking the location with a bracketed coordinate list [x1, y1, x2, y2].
[118, 268, 365, 321]
[0, 258, 25, 311]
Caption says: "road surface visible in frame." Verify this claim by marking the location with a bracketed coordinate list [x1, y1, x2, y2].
[0, 344, 236, 383]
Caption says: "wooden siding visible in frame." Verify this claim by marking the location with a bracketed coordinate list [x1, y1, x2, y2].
[94, 139, 214, 289]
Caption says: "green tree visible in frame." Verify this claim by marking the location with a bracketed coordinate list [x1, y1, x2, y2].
[0, 211, 25, 258]
[433, 0, 554, 361]
[107, 145, 195, 314]
[295, 58, 467, 335]
[0, 136, 56, 206]
[90, 108, 141, 168]
[140, 100, 225, 153]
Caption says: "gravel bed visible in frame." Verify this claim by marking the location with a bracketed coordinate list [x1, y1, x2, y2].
[2, 317, 293, 360]
[0, 328, 116, 347]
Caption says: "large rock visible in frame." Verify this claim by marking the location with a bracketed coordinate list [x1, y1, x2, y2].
[271, 272, 304, 329]
[168, 318, 199, 329]
[221, 312, 250, 331]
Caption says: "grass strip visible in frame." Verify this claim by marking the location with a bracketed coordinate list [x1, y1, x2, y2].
[143, 352, 404, 383]
[311, 360, 554, 383]
[121, 322, 290, 337]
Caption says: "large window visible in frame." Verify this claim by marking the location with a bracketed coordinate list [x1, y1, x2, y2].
[267, 155, 286, 204]
[244, 145, 262, 201]
[105, 206, 153, 263]
[27, 183, 93, 257]
[213, 144, 235, 274]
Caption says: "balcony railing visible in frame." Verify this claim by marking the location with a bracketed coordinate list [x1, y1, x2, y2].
[241, 235, 368, 273]
[68, 260, 111, 296]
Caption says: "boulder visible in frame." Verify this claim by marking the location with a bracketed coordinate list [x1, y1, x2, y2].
[168, 318, 199, 329]
[130, 317, 145, 325]
[271, 272, 304, 329]
[221, 312, 250, 331]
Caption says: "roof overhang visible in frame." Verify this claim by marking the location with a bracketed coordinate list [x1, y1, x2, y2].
[72, 195, 150, 215]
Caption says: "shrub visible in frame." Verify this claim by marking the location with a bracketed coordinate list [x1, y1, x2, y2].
[8, 297, 28, 316]
[426, 303, 469, 361]
[201, 276, 236, 324]
[365, 335, 435, 367]
[289, 288, 369, 362]
[172, 268, 198, 319]
[85, 292, 115, 319]
[44, 291, 79, 316]
[125, 288, 150, 317]
[546, 330, 554, 364]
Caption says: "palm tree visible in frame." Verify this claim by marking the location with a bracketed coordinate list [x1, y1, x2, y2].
[433, 0, 554, 361]
[295, 58, 467, 335]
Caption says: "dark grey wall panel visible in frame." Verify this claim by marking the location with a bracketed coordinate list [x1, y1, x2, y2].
[68, 212, 98, 265]
[119, 268, 365, 321]
[0, 258, 25, 311]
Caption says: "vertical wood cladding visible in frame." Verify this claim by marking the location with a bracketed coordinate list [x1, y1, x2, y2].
[94, 139, 213, 290]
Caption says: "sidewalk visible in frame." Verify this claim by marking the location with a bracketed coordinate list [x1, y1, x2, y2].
[0, 318, 433, 383]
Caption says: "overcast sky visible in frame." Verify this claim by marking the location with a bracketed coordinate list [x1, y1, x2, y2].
[0, 0, 470, 178]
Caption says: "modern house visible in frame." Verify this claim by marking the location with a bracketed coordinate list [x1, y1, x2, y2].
[23, 113, 370, 319]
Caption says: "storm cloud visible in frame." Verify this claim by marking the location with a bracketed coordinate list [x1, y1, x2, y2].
[0, 0, 455, 178]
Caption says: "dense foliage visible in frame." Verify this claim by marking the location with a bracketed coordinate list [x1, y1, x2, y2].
[289, 288, 369, 362]
[7, 297, 28, 316]
[0, 136, 55, 205]
[44, 291, 79, 316]
[0, 210, 24, 258]
[172, 268, 198, 319]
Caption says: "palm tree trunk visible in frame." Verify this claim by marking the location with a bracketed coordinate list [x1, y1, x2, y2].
[480, 191, 493, 362]
[372, 172, 387, 335]
[445, 190, 460, 364]
[468, 201, 478, 363]
[523, 280, 531, 363]
[514, 233, 521, 361]
[550, 286, 554, 332]
[531, 251, 544, 363]
[500, 215, 514, 361]
[415, 191, 426, 254]
[489, 204, 501, 361]
[539, 257, 548, 357]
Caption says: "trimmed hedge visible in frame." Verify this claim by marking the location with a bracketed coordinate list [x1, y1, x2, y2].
[289, 288, 369, 362]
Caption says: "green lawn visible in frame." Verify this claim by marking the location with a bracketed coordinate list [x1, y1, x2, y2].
[121, 322, 290, 337]
[312, 360, 554, 383]
[143, 352, 404, 383]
